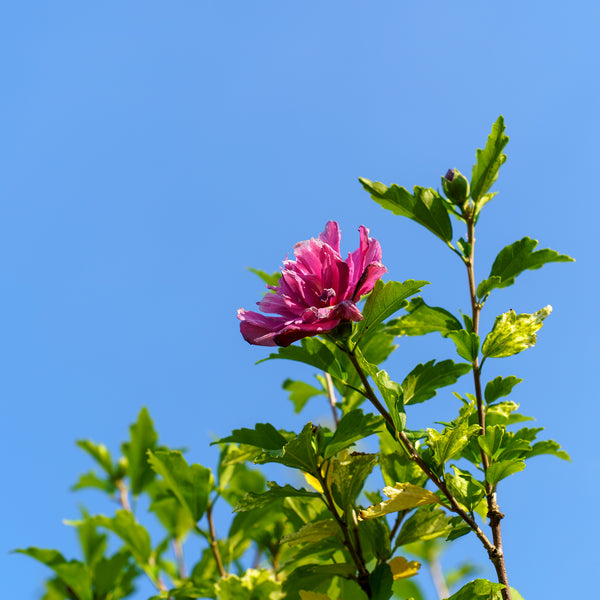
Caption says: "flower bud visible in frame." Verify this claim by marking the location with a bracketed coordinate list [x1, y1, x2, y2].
[442, 168, 470, 206]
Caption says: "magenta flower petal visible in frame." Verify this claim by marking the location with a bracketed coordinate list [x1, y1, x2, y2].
[238, 222, 387, 346]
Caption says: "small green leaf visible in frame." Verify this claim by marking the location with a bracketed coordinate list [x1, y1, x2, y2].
[386, 297, 462, 338]
[122, 407, 158, 496]
[401, 360, 472, 405]
[477, 237, 574, 299]
[331, 452, 378, 508]
[71, 471, 116, 494]
[324, 409, 382, 458]
[360, 178, 453, 244]
[283, 379, 325, 413]
[445, 466, 486, 512]
[395, 506, 453, 546]
[379, 448, 427, 489]
[369, 562, 394, 600]
[427, 423, 480, 468]
[445, 578, 506, 600]
[148, 450, 212, 522]
[256, 423, 319, 473]
[88, 510, 152, 565]
[213, 423, 289, 450]
[234, 482, 322, 512]
[482, 307, 552, 358]
[528, 440, 570, 461]
[373, 369, 405, 433]
[354, 280, 428, 346]
[485, 459, 525, 486]
[448, 330, 480, 362]
[76, 440, 115, 477]
[259, 336, 346, 380]
[470, 115, 509, 204]
[247, 267, 281, 288]
[15, 549, 93, 600]
[484, 376, 523, 404]
[281, 519, 339, 546]
[477, 425, 505, 460]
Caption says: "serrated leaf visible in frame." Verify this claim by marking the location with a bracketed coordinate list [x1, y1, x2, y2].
[360, 178, 453, 244]
[247, 267, 281, 288]
[401, 360, 472, 405]
[88, 510, 152, 565]
[482, 306, 552, 358]
[324, 409, 382, 458]
[256, 423, 319, 473]
[215, 569, 282, 600]
[213, 423, 289, 450]
[448, 330, 480, 362]
[122, 407, 158, 496]
[15, 549, 93, 600]
[477, 237, 574, 299]
[76, 440, 115, 476]
[445, 466, 486, 512]
[373, 369, 406, 433]
[331, 452, 378, 508]
[354, 279, 428, 346]
[427, 424, 480, 468]
[359, 483, 441, 519]
[234, 482, 321, 512]
[477, 425, 505, 460]
[379, 450, 427, 489]
[148, 450, 212, 522]
[283, 379, 325, 413]
[485, 459, 525, 486]
[258, 336, 346, 380]
[281, 519, 338, 546]
[484, 376, 523, 404]
[528, 440, 570, 461]
[445, 578, 506, 599]
[395, 506, 453, 546]
[470, 115, 509, 204]
[386, 297, 462, 338]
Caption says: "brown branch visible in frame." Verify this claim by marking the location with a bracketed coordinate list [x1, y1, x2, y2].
[206, 500, 226, 578]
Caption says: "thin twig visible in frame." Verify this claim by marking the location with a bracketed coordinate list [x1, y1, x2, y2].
[206, 500, 226, 578]
[324, 372, 340, 426]
[429, 555, 449, 600]
[173, 538, 187, 579]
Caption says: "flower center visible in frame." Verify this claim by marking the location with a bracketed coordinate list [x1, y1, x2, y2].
[319, 288, 336, 304]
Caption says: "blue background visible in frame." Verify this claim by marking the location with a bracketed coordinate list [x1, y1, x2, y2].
[2, 2, 598, 598]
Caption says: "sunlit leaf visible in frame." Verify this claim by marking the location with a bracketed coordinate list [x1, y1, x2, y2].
[448, 330, 480, 362]
[281, 519, 338, 546]
[389, 556, 421, 580]
[401, 360, 472, 406]
[482, 307, 552, 358]
[484, 376, 523, 404]
[485, 459, 525, 486]
[359, 483, 441, 519]
[386, 297, 462, 338]
[324, 409, 383, 458]
[234, 481, 321, 512]
[122, 407, 158, 496]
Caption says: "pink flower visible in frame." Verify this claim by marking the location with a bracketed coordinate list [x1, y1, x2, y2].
[237, 221, 387, 347]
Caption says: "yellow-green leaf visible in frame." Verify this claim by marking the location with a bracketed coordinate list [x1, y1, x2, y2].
[359, 483, 440, 519]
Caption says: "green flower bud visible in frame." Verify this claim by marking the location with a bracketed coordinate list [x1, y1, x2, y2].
[442, 168, 470, 206]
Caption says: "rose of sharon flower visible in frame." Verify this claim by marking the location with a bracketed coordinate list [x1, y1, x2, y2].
[237, 221, 387, 347]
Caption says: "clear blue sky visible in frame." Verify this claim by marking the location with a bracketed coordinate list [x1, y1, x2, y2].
[2, 2, 598, 599]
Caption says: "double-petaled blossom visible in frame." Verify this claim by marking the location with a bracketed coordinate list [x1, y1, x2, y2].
[237, 221, 387, 347]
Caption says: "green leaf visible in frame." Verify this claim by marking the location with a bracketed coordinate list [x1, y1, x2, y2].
[477, 425, 505, 461]
[448, 330, 480, 362]
[215, 569, 282, 600]
[247, 267, 281, 288]
[401, 360, 472, 405]
[76, 440, 115, 477]
[283, 378, 325, 413]
[71, 471, 116, 494]
[281, 519, 339, 546]
[88, 510, 152, 565]
[74, 512, 107, 568]
[149, 490, 196, 539]
[122, 407, 158, 496]
[94, 550, 137, 599]
[386, 297, 462, 338]
[528, 440, 570, 461]
[427, 423, 480, 468]
[477, 237, 574, 299]
[256, 422, 319, 473]
[470, 115, 509, 204]
[258, 336, 346, 380]
[484, 376, 523, 404]
[445, 578, 506, 599]
[445, 466, 486, 512]
[359, 178, 453, 244]
[213, 423, 289, 450]
[379, 448, 427, 489]
[283, 564, 356, 600]
[331, 452, 378, 508]
[482, 306, 552, 358]
[15, 549, 93, 600]
[324, 409, 382, 458]
[373, 370, 406, 433]
[234, 482, 321, 512]
[148, 450, 212, 522]
[354, 280, 428, 346]
[369, 562, 393, 600]
[395, 506, 453, 546]
[485, 459, 525, 486]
